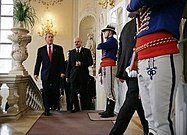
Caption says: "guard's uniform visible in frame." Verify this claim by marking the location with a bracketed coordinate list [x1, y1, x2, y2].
[97, 36, 118, 101]
[127, 1, 185, 135]
[97, 35, 118, 118]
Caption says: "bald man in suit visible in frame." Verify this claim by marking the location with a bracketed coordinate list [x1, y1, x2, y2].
[66, 37, 93, 112]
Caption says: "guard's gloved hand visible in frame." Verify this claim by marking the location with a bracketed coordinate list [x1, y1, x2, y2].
[66, 78, 70, 83]
[125, 66, 137, 78]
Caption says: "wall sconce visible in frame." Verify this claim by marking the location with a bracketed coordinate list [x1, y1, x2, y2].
[38, 19, 57, 37]
[97, 0, 115, 9]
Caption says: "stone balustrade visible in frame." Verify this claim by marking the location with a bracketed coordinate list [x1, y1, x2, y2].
[0, 74, 43, 121]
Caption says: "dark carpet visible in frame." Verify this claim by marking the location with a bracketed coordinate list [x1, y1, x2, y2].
[26, 110, 114, 135]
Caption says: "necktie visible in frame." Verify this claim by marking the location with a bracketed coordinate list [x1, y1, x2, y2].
[76, 48, 79, 53]
[49, 46, 52, 61]
[76, 48, 80, 61]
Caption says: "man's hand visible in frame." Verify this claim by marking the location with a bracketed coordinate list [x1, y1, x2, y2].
[66, 78, 69, 83]
[75, 61, 81, 66]
[125, 66, 137, 78]
[34, 75, 38, 81]
[60, 73, 65, 79]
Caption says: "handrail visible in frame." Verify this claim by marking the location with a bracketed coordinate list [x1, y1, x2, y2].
[27, 75, 44, 110]
[0, 74, 43, 120]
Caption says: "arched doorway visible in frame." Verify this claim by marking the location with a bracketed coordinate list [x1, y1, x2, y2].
[79, 15, 96, 46]
[79, 15, 96, 76]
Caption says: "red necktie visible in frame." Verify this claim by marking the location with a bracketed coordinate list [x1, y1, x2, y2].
[48, 46, 52, 61]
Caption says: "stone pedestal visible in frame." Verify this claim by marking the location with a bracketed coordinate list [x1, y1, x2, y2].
[8, 27, 31, 76]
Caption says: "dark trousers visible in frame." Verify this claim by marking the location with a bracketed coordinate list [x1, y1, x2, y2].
[70, 79, 90, 111]
[79, 84, 91, 110]
[109, 78, 148, 135]
[60, 78, 71, 110]
[70, 82, 80, 111]
[64, 81, 71, 110]
[42, 78, 60, 112]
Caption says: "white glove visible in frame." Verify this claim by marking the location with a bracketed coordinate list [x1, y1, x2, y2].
[66, 78, 70, 83]
[125, 66, 137, 78]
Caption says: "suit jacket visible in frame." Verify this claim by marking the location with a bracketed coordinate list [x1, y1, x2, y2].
[66, 47, 93, 84]
[116, 18, 136, 80]
[34, 44, 65, 81]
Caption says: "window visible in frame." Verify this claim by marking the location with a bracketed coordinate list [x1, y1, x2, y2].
[0, 0, 13, 73]
[111, 11, 117, 24]
[109, 1, 128, 40]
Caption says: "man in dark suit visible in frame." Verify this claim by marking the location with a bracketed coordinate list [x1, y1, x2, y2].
[34, 32, 65, 116]
[109, 18, 148, 135]
[66, 37, 93, 112]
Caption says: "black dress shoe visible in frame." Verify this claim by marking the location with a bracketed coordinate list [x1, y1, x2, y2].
[100, 112, 114, 118]
[43, 111, 50, 116]
[71, 109, 80, 113]
[98, 111, 106, 115]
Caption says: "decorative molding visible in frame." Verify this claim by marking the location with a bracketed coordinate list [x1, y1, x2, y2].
[97, 0, 115, 9]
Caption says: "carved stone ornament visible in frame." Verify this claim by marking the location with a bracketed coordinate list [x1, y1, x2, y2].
[85, 33, 96, 76]
[8, 26, 31, 76]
